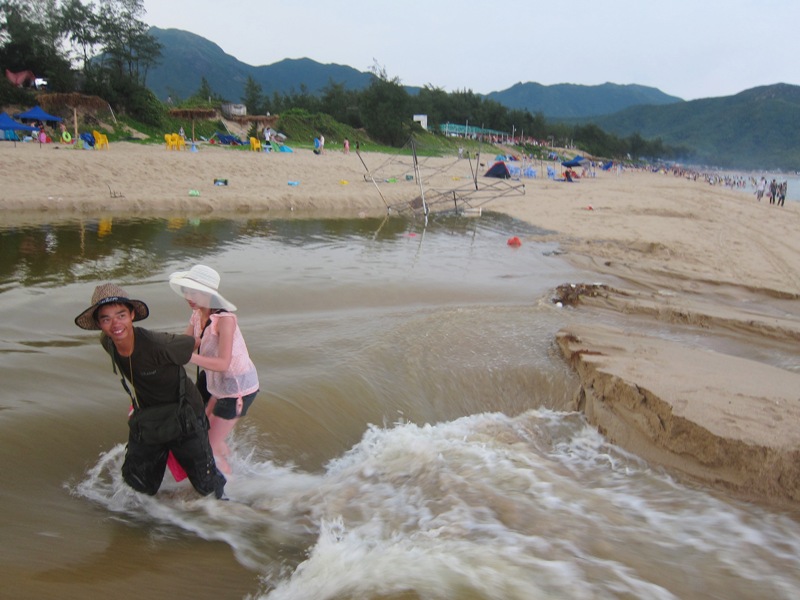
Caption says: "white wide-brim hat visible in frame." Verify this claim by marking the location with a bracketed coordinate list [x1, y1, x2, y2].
[169, 264, 237, 311]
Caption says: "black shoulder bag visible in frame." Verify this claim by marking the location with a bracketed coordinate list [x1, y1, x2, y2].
[112, 354, 199, 445]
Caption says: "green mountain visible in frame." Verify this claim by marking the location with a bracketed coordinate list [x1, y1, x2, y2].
[486, 82, 683, 118]
[146, 27, 373, 102]
[145, 27, 682, 120]
[587, 83, 800, 170]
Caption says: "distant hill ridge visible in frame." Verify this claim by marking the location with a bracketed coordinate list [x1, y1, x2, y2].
[145, 27, 682, 118]
[147, 28, 372, 103]
[588, 83, 800, 170]
[486, 82, 683, 118]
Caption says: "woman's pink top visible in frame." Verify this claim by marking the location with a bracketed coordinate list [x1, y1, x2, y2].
[191, 311, 259, 399]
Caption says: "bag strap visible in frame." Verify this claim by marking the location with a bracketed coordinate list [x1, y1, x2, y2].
[195, 311, 224, 379]
[111, 353, 138, 408]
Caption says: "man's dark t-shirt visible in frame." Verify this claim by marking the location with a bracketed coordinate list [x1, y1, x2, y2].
[101, 327, 204, 416]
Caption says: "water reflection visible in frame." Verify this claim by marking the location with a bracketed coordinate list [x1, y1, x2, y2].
[0, 212, 550, 289]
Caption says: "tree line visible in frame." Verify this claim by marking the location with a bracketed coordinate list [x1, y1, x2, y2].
[241, 62, 683, 161]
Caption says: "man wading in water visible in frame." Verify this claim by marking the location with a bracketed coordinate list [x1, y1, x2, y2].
[75, 283, 226, 499]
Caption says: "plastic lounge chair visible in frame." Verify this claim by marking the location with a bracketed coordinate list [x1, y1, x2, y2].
[93, 130, 109, 149]
[546, 166, 556, 179]
[174, 133, 186, 150]
[249, 136, 262, 151]
[164, 133, 176, 150]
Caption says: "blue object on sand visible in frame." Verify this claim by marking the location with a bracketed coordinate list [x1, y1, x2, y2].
[288, 181, 299, 186]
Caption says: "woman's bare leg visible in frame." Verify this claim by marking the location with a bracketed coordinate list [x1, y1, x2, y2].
[207, 414, 238, 475]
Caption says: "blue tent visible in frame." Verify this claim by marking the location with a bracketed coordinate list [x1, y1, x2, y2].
[14, 105, 63, 125]
[561, 155, 589, 168]
[0, 111, 37, 142]
[0, 111, 37, 132]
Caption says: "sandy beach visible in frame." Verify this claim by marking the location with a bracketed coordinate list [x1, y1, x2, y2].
[3, 139, 800, 505]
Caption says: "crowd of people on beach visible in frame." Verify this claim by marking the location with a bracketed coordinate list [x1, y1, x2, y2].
[753, 176, 788, 206]
[668, 167, 789, 206]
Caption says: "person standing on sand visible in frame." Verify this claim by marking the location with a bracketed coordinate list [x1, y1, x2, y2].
[169, 265, 259, 475]
[756, 177, 766, 201]
[343, 138, 350, 154]
[74, 284, 226, 499]
[769, 179, 777, 204]
[319, 134, 325, 154]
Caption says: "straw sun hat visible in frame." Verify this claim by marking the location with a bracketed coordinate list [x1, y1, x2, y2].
[168, 265, 237, 311]
[74, 283, 150, 330]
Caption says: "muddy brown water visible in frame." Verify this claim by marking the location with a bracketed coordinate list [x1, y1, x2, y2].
[2, 212, 799, 599]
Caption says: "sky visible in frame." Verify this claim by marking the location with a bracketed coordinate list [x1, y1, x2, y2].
[142, 0, 800, 101]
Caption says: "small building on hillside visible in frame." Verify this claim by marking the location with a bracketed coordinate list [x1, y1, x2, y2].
[221, 103, 247, 118]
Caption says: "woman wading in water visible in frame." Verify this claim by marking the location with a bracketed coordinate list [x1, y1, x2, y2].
[169, 265, 259, 475]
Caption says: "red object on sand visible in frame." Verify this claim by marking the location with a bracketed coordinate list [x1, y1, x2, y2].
[507, 236, 522, 247]
[167, 451, 188, 481]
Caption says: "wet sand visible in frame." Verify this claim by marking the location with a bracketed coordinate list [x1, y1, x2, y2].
[3, 139, 799, 504]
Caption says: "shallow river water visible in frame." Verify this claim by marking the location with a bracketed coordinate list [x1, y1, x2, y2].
[1, 212, 799, 600]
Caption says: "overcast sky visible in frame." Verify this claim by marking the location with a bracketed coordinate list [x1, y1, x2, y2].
[142, 0, 799, 101]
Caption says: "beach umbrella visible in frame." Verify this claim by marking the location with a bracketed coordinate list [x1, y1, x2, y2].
[0, 111, 37, 146]
[38, 93, 113, 142]
[229, 114, 279, 138]
[168, 108, 217, 144]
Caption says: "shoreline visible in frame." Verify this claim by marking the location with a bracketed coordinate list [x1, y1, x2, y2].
[3, 140, 800, 506]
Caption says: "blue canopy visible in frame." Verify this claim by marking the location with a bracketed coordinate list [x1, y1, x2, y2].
[0, 111, 37, 131]
[561, 155, 589, 168]
[14, 105, 62, 124]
